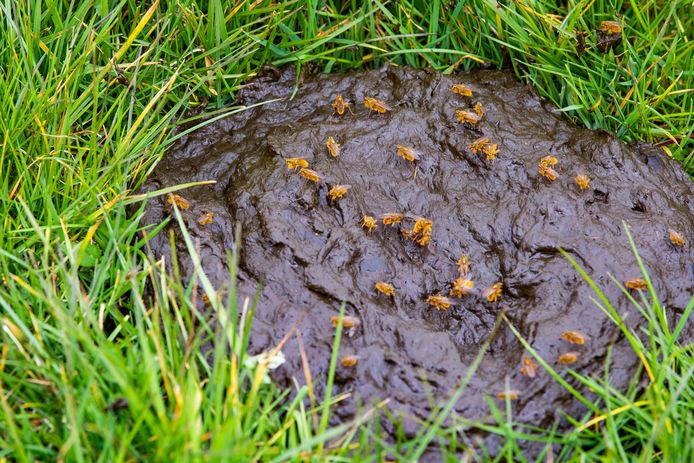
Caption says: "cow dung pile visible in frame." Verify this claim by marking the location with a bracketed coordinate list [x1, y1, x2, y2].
[140, 65, 694, 439]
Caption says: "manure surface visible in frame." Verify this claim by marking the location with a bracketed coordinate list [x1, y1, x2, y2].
[141, 65, 694, 435]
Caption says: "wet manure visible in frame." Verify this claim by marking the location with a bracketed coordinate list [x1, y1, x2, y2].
[141, 65, 694, 437]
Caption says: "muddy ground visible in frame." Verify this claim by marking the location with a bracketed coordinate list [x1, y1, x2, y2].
[141, 65, 694, 444]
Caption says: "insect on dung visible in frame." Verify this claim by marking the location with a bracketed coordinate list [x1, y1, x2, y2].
[395, 145, 421, 162]
[299, 168, 320, 183]
[412, 217, 432, 235]
[286, 157, 309, 170]
[417, 232, 431, 246]
[361, 215, 377, 232]
[326, 136, 341, 157]
[669, 229, 685, 247]
[450, 278, 474, 298]
[331, 315, 360, 337]
[375, 281, 395, 297]
[328, 184, 350, 201]
[455, 109, 481, 126]
[562, 330, 589, 345]
[451, 83, 473, 97]
[381, 213, 403, 226]
[198, 212, 214, 226]
[496, 390, 520, 401]
[558, 352, 579, 365]
[539, 156, 558, 168]
[331, 315, 360, 329]
[540, 167, 558, 181]
[468, 136, 499, 161]
[427, 295, 452, 311]
[468, 136, 490, 155]
[520, 355, 539, 378]
[331, 95, 352, 115]
[330, 315, 360, 328]
[482, 143, 499, 162]
[400, 216, 432, 246]
[575, 174, 591, 191]
[625, 277, 647, 290]
[364, 96, 391, 114]
[395, 145, 421, 177]
[457, 254, 471, 276]
[539, 155, 559, 181]
[167, 193, 190, 210]
[483, 282, 502, 302]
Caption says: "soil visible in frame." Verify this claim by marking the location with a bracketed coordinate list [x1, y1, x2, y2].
[140, 65, 694, 443]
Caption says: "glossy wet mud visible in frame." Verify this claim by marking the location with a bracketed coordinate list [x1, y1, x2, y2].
[141, 66, 694, 438]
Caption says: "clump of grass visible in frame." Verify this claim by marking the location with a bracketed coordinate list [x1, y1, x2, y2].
[0, 200, 376, 461]
[379, 0, 693, 166]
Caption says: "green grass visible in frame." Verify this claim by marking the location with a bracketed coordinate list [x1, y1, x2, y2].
[0, 0, 692, 461]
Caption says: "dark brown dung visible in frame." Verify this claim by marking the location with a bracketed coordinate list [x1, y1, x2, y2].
[141, 66, 694, 435]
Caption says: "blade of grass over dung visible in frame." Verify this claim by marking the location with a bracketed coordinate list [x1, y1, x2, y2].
[317, 303, 346, 451]
[503, 314, 597, 412]
[479, 223, 694, 461]
[409, 309, 506, 460]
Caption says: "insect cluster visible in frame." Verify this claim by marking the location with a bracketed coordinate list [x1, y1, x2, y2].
[275, 86, 515, 372]
[163, 75, 687, 402]
[499, 329, 590, 401]
[277, 89, 515, 369]
[538, 155, 593, 191]
[270, 82, 688, 387]
[453, 85, 499, 164]
[167, 194, 216, 227]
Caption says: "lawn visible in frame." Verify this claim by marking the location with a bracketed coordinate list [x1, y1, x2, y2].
[0, 0, 692, 461]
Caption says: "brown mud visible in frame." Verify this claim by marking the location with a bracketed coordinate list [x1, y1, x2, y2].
[141, 66, 694, 442]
